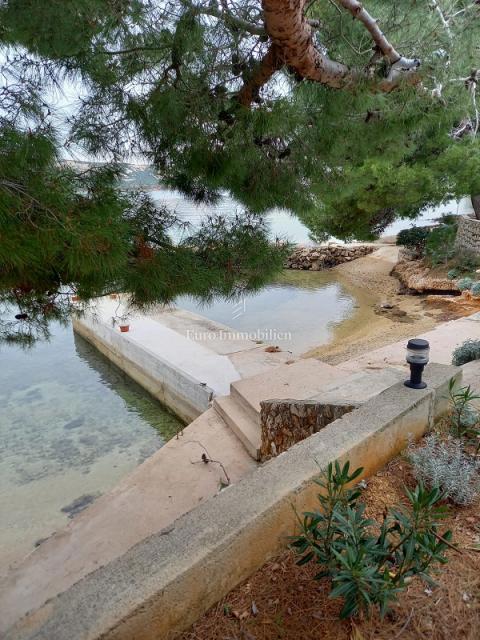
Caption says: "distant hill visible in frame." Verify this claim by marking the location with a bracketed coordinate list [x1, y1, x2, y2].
[63, 160, 162, 190]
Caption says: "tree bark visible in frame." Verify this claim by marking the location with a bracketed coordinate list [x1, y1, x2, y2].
[472, 194, 480, 220]
[262, 0, 352, 89]
[238, 46, 282, 106]
[337, 0, 401, 63]
[239, 0, 420, 105]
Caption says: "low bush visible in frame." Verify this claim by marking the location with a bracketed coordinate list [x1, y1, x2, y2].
[409, 435, 480, 506]
[445, 379, 480, 451]
[447, 268, 459, 280]
[425, 224, 457, 265]
[396, 226, 431, 253]
[471, 282, 480, 297]
[451, 250, 480, 274]
[291, 461, 452, 619]
[452, 339, 480, 366]
[457, 276, 474, 291]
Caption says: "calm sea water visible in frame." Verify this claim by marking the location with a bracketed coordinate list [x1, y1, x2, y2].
[0, 323, 182, 570]
[0, 269, 356, 569]
[177, 270, 356, 355]
[149, 188, 471, 244]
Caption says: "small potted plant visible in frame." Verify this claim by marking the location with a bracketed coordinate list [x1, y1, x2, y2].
[111, 301, 130, 333]
[113, 314, 130, 332]
[119, 319, 130, 332]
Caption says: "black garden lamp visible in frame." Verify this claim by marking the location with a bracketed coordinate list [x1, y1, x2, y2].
[404, 339, 430, 389]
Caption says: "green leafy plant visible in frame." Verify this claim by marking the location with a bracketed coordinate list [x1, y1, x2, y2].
[425, 224, 457, 266]
[291, 461, 452, 619]
[452, 339, 480, 366]
[457, 277, 474, 291]
[396, 227, 431, 254]
[451, 250, 480, 275]
[446, 378, 480, 443]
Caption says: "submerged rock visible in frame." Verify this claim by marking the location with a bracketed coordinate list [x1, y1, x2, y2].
[63, 417, 85, 430]
[61, 493, 99, 518]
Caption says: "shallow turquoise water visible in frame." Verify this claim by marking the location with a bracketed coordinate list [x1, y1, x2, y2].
[0, 323, 182, 569]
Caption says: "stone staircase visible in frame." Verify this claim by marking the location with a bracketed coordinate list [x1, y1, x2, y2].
[213, 359, 404, 460]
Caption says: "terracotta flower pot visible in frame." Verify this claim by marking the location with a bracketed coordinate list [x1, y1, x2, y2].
[109, 294, 118, 299]
[71, 295, 80, 302]
[119, 324, 130, 333]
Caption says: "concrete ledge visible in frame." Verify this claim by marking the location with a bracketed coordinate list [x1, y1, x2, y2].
[73, 316, 214, 423]
[6, 364, 460, 640]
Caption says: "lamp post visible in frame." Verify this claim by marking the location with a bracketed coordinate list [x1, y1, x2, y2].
[404, 339, 430, 389]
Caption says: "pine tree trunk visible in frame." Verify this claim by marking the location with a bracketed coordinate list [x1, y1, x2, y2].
[472, 194, 480, 220]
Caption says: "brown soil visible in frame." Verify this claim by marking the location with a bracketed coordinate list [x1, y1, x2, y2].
[178, 457, 480, 640]
[306, 248, 468, 365]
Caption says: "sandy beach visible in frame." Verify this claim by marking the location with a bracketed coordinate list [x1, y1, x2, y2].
[306, 245, 467, 364]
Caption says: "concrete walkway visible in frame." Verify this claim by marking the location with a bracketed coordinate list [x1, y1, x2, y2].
[0, 408, 256, 634]
[74, 300, 294, 422]
[338, 312, 480, 373]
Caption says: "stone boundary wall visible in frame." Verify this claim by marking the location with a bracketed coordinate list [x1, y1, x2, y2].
[286, 244, 374, 270]
[260, 399, 355, 461]
[455, 216, 480, 255]
[5, 364, 460, 640]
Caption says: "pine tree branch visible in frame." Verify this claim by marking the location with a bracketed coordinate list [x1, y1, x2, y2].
[335, 0, 401, 63]
[334, 1, 421, 88]
[430, 0, 453, 39]
[237, 45, 282, 106]
[184, 1, 266, 36]
[257, 0, 420, 94]
[261, 0, 353, 89]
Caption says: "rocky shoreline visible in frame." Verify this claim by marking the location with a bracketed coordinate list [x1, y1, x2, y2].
[392, 257, 459, 294]
[286, 244, 374, 271]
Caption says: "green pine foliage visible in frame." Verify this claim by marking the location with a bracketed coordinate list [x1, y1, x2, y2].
[0, 127, 289, 343]
[425, 223, 457, 265]
[396, 227, 431, 252]
[1, 1, 480, 341]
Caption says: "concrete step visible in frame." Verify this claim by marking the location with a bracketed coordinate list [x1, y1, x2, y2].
[230, 359, 349, 423]
[213, 396, 261, 460]
[309, 367, 406, 406]
[215, 365, 406, 461]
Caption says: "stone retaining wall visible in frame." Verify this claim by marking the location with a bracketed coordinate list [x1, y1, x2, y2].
[260, 399, 355, 461]
[286, 244, 374, 270]
[455, 216, 480, 254]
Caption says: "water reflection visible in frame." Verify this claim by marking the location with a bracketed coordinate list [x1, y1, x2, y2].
[178, 270, 356, 354]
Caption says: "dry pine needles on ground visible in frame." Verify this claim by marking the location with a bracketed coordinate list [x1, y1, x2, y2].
[177, 459, 480, 640]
